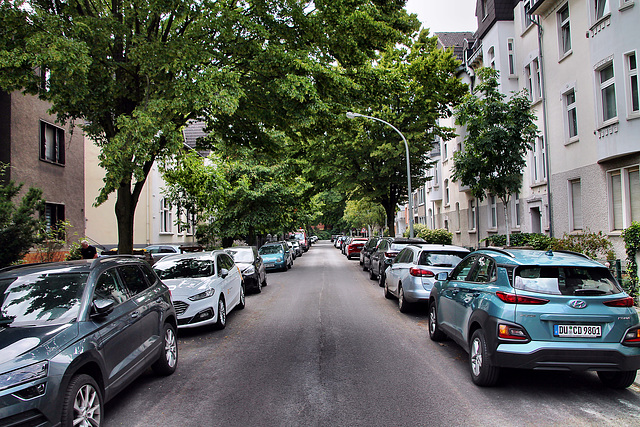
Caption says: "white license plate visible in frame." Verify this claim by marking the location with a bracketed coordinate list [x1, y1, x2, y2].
[554, 324, 601, 338]
[265, 263, 275, 268]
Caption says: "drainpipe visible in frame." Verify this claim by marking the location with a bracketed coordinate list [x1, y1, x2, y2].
[532, 16, 554, 238]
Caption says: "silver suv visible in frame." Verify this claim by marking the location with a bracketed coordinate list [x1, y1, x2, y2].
[0, 256, 178, 426]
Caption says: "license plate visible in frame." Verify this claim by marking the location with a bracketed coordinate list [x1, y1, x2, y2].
[554, 324, 601, 338]
[265, 263, 275, 268]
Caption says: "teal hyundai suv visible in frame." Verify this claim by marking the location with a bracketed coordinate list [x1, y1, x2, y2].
[428, 248, 640, 388]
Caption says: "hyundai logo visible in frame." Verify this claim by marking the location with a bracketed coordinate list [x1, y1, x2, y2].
[568, 300, 588, 309]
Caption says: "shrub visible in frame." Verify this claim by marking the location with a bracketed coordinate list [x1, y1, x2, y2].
[418, 228, 453, 244]
[551, 230, 613, 260]
[483, 233, 554, 249]
[622, 222, 640, 299]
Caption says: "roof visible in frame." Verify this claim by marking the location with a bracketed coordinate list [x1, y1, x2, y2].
[413, 244, 471, 252]
[474, 248, 605, 268]
[435, 32, 475, 61]
[182, 121, 211, 156]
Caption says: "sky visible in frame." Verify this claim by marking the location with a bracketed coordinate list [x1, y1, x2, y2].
[405, 0, 478, 33]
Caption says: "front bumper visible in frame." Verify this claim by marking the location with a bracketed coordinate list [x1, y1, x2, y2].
[242, 272, 260, 290]
[494, 341, 640, 371]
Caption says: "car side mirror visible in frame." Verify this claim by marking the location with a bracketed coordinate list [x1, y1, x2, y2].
[220, 268, 229, 278]
[436, 272, 449, 281]
[91, 299, 115, 318]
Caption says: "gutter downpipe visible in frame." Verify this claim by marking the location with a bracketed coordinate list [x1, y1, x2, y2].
[532, 15, 554, 238]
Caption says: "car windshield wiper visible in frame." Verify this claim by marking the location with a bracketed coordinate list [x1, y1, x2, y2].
[432, 263, 453, 267]
[573, 289, 607, 296]
[0, 317, 15, 325]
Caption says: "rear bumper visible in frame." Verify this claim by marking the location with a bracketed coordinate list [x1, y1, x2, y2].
[494, 342, 640, 371]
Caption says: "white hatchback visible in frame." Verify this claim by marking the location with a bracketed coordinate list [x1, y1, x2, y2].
[153, 251, 244, 329]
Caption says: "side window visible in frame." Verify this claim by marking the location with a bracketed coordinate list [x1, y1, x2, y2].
[468, 256, 497, 283]
[217, 256, 232, 275]
[94, 269, 129, 304]
[395, 249, 410, 263]
[118, 265, 149, 296]
[450, 256, 476, 281]
[139, 263, 158, 286]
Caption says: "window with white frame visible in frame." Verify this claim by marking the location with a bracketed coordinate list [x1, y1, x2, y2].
[160, 198, 172, 233]
[595, 0, 610, 20]
[531, 136, 547, 183]
[564, 88, 578, 140]
[489, 195, 497, 229]
[481, 0, 488, 19]
[533, 59, 542, 100]
[524, 0, 533, 28]
[456, 202, 461, 231]
[609, 166, 640, 230]
[625, 51, 639, 115]
[558, 4, 571, 57]
[598, 61, 617, 124]
[442, 141, 448, 160]
[507, 39, 516, 76]
[433, 165, 439, 186]
[488, 46, 496, 70]
[40, 121, 65, 165]
[525, 64, 533, 101]
[444, 179, 450, 206]
[512, 193, 521, 228]
[419, 187, 425, 205]
[570, 179, 583, 230]
[469, 199, 476, 231]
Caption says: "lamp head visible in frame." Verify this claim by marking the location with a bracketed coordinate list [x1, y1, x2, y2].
[346, 112, 361, 119]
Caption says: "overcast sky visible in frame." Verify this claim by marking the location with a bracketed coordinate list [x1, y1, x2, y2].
[405, 0, 478, 33]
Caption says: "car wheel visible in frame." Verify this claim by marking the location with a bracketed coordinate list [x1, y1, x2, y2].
[363, 262, 368, 272]
[261, 274, 268, 287]
[384, 279, 392, 299]
[398, 285, 411, 313]
[152, 323, 178, 375]
[597, 370, 637, 389]
[378, 270, 385, 287]
[281, 263, 288, 272]
[237, 285, 245, 310]
[215, 297, 227, 329]
[469, 329, 500, 387]
[428, 303, 447, 341]
[369, 265, 377, 280]
[359, 256, 363, 266]
[61, 374, 103, 427]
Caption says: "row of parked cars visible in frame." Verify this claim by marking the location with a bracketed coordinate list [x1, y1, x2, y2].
[0, 233, 316, 426]
[342, 235, 640, 389]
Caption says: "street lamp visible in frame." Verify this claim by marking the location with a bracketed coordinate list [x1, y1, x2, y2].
[346, 112, 414, 238]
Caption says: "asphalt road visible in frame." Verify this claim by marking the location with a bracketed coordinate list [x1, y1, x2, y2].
[105, 241, 640, 426]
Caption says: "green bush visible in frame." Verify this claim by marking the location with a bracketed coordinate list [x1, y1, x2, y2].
[404, 225, 453, 244]
[551, 230, 613, 260]
[483, 233, 553, 249]
[622, 222, 640, 299]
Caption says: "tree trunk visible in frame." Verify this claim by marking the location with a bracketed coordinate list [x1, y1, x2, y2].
[502, 196, 511, 247]
[115, 184, 135, 254]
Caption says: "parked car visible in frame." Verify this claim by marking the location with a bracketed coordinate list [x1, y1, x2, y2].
[143, 244, 183, 261]
[288, 239, 303, 257]
[226, 246, 267, 293]
[0, 257, 178, 427]
[334, 236, 346, 249]
[285, 241, 297, 260]
[383, 244, 470, 312]
[346, 238, 368, 259]
[428, 248, 640, 388]
[153, 251, 244, 329]
[341, 237, 353, 255]
[259, 242, 293, 272]
[368, 237, 426, 284]
[292, 230, 309, 252]
[360, 237, 381, 270]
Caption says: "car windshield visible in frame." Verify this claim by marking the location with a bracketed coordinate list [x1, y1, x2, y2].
[419, 251, 469, 267]
[259, 246, 282, 255]
[227, 249, 254, 263]
[294, 233, 304, 240]
[0, 272, 88, 327]
[514, 266, 622, 296]
[390, 243, 409, 251]
[154, 258, 214, 279]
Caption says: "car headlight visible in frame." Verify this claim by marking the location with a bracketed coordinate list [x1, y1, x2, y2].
[276, 257, 282, 262]
[188, 288, 215, 301]
[0, 361, 48, 392]
[243, 265, 256, 275]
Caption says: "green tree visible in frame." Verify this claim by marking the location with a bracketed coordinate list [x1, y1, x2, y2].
[342, 199, 386, 235]
[305, 30, 467, 233]
[0, 0, 414, 254]
[452, 67, 538, 246]
[0, 165, 45, 267]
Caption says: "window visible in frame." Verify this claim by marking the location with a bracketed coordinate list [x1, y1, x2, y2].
[469, 200, 477, 231]
[513, 194, 521, 228]
[558, 4, 571, 56]
[524, 0, 533, 28]
[451, 256, 476, 281]
[160, 198, 172, 233]
[419, 187, 425, 205]
[480, 0, 488, 19]
[531, 137, 547, 183]
[43, 203, 65, 233]
[40, 121, 65, 164]
[609, 166, 640, 230]
[525, 64, 534, 101]
[118, 265, 149, 296]
[444, 179, 450, 206]
[570, 179, 583, 230]
[468, 256, 496, 283]
[456, 202, 461, 231]
[564, 88, 578, 140]
[507, 39, 516, 76]
[625, 52, 639, 115]
[598, 62, 617, 123]
[488, 46, 495, 70]
[489, 195, 497, 229]
[533, 59, 542, 100]
[595, 0, 609, 20]
[94, 270, 128, 305]
[442, 141, 448, 160]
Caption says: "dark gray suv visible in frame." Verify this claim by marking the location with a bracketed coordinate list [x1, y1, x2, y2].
[0, 256, 178, 426]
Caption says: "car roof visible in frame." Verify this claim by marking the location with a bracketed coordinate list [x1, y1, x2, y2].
[412, 244, 470, 252]
[153, 251, 221, 263]
[473, 248, 605, 268]
[0, 256, 148, 277]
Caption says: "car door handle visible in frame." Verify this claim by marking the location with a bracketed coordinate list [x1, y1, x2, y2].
[131, 311, 140, 318]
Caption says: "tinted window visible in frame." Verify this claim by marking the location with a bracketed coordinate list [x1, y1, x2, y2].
[450, 256, 476, 281]
[0, 272, 88, 326]
[118, 265, 149, 295]
[419, 251, 468, 268]
[94, 269, 129, 304]
[515, 266, 622, 296]
[139, 263, 158, 286]
[396, 248, 413, 264]
[259, 245, 282, 255]
[467, 256, 496, 283]
[154, 258, 214, 279]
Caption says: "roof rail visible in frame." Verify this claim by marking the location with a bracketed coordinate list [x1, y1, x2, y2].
[481, 247, 516, 258]
[551, 250, 591, 259]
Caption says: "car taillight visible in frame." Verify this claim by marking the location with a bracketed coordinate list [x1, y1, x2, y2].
[603, 297, 634, 307]
[409, 267, 435, 277]
[384, 252, 398, 259]
[498, 324, 529, 341]
[623, 328, 640, 346]
[496, 291, 549, 305]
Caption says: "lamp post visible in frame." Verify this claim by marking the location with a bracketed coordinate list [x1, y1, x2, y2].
[346, 112, 414, 238]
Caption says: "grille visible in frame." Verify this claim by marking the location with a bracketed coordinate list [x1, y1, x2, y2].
[173, 300, 189, 316]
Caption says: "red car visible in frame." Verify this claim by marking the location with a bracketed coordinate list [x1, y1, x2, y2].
[346, 238, 368, 259]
